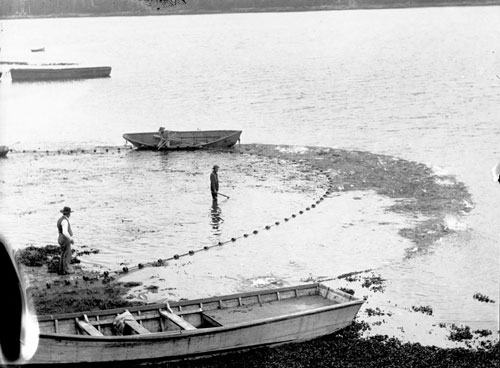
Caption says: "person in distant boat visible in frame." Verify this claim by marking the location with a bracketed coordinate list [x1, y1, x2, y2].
[57, 206, 74, 275]
[210, 165, 219, 201]
[157, 127, 170, 149]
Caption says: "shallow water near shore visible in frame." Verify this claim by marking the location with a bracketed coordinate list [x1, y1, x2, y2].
[0, 6, 499, 349]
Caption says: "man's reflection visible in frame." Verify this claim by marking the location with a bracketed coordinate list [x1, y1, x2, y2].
[210, 199, 224, 235]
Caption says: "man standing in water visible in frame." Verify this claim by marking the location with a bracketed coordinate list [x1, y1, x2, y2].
[57, 206, 74, 275]
[210, 165, 219, 201]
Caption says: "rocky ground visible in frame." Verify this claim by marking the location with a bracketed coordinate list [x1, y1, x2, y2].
[16, 144, 498, 367]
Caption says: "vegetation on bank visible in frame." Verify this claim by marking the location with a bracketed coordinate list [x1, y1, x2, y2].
[1, 0, 499, 18]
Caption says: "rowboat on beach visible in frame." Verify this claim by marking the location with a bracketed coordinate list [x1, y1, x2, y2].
[123, 129, 242, 151]
[23, 283, 363, 366]
[9, 66, 112, 81]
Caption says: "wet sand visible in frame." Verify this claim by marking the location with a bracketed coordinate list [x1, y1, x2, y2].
[17, 143, 497, 366]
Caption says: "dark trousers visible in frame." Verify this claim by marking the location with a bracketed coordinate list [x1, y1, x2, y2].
[58, 234, 72, 275]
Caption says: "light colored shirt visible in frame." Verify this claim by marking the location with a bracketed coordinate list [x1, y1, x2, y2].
[61, 217, 73, 241]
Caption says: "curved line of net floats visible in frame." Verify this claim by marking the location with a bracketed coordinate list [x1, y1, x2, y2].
[8, 148, 343, 280]
[110, 172, 339, 278]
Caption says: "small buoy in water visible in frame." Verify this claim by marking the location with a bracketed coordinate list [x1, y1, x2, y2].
[253, 230, 259, 234]
[306, 207, 310, 211]
[312, 204, 316, 208]
[284, 218, 289, 221]
[275, 221, 280, 225]
[265, 225, 271, 230]
[244, 233, 249, 237]
[106, 149, 109, 152]
[204, 246, 209, 250]
[188, 250, 195, 255]
[292, 214, 296, 218]
[122, 267, 128, 273]
[231, 237, 236, 242]
[138, 263, 144, 269]
[218, 241, 223, 246]
[299, 211, 303, 214]
[174, 254, 180, 260]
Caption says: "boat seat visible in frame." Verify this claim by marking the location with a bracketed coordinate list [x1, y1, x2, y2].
[159, 309, 196, 330]
[76, 318, 104, 336]
[114, 310, 151, 335]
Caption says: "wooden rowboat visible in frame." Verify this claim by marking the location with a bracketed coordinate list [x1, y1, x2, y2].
[22, 283, 363, 366]
[123, 129, 242, 151]
[10, 66, 111, 82]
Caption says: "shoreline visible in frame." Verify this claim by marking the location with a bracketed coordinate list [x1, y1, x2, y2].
[16, 143, 497, 366]
[1, 1, 499, 20]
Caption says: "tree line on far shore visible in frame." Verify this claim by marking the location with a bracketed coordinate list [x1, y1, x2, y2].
[0, 0, 498, 18]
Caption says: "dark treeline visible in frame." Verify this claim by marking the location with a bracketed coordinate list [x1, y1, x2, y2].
[0, 0, 499, 18]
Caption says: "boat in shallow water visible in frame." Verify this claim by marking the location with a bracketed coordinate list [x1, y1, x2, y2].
[9, 66, 111, 81]
[123, 129, 242, 150]
[22, 283, 363, 366]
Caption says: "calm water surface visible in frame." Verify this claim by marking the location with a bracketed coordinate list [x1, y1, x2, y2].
[0, 6, 499, 347]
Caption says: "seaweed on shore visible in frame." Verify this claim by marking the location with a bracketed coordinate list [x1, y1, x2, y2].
[473, 293, 496, 303]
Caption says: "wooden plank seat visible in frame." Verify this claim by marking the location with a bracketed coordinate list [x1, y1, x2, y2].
[114, 310, 151, 335]
[76, 315, 104, 336]
[159, 309, 196, 330]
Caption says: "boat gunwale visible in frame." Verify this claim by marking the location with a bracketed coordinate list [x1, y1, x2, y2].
[122, 130, 242, 149]
[38, 299, 364, 342]
[38, 283, 325, 322]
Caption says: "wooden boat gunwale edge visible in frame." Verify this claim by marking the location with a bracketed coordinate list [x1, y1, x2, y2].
[38, 299, 364, 342]
[38, 283, 348, 322]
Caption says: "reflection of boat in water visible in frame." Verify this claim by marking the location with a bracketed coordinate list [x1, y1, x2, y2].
[9, 66, 111, 81]
[26, 283, 363, 366]
[30, 47, 45, 52]
[123, 129, 242, 151]
[0, 146, 8, 158]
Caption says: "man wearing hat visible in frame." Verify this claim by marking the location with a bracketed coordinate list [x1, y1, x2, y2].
[57, 206, 74, 275]
[210, 165, 219, 201]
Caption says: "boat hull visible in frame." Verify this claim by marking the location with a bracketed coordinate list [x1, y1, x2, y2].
[122, 130, 242, 151]
[21, 284, 363, 366]
[10, 66, 111, 81]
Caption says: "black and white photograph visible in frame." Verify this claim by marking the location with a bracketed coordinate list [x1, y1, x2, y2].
[0, 0, 499, 366]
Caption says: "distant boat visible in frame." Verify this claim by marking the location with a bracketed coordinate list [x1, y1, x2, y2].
[123, 129, 242, 151]
[0, 145, 9, 158]
[23, 283, 363, 366]
[9, 66, 112, 82]
[30, 47, 45, 52]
